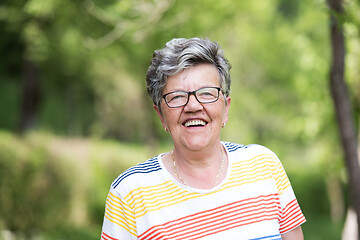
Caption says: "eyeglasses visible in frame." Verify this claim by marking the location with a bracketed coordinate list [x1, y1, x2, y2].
[162, 87, 222, 108]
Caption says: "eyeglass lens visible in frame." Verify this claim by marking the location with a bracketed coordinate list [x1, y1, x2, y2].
[164, 87, 220, 108]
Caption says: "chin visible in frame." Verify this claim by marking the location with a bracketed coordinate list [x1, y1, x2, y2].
[180, 138, 213, 151]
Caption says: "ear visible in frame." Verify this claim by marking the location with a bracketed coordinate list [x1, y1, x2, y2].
[153, 104, 168, 131]
[223, 97, 231, 125]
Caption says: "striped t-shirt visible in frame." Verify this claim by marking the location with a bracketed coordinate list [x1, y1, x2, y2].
[100, 142, 306, 240]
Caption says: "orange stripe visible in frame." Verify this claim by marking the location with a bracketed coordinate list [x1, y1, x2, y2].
[279, 200, 306, 233]
[101, 232, 119, 240]
[280, 219, 306, 234]
[153, 202, 280, 239]
[152, 214, 280, 240]
[139, 194, 280, 239]
[279, 213, 306, 233]
[281, 200, 300, 222]
[184, 215, 280, 240]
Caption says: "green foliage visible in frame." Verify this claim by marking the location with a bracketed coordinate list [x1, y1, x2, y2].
[0, 131, 72, 232]
[0, 130, 153, 238]
[290, 170, 330, 217]
[0, 0, 351, 144]
[0, 130, 345, 239]
[1, 0, 360, 238]
[41, 225, 99, 240]
[302, 216, 343, 240]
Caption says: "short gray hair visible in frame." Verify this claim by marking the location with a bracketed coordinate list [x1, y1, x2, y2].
[146, 37, 231, 108]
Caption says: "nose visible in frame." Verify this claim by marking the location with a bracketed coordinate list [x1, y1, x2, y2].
[184, 93, 203, 111]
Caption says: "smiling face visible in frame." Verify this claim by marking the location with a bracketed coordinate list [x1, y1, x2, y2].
[154, 64, 231, 152]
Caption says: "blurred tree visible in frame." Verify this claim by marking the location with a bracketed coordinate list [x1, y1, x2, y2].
[0, 0, 96, 135]
[18, 59, 41, 132]
[1, 0, 360, 238]
[326, 0, 360, 237]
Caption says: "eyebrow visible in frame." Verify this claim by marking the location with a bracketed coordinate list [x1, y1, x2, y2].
[164, 86, 221, 93]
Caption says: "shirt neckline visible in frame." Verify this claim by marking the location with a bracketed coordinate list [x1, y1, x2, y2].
[157, 142, 232, 194]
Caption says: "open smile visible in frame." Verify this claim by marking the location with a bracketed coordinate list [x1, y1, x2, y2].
[183, 119, 208, 127]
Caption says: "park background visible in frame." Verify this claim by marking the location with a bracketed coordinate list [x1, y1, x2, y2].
[1, 0, 360, 239]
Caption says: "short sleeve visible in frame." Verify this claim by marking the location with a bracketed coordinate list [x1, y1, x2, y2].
[100, 186, 137, 240]
[270, 152, 306, 234]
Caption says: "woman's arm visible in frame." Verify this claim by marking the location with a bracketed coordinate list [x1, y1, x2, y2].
[281, 226, 304, 240]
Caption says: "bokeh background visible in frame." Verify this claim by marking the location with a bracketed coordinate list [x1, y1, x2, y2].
[1, 0, 360, 239]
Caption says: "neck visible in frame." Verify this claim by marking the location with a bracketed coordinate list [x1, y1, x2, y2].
[173, 142, 224, 167]
[170, 142, 228, 189]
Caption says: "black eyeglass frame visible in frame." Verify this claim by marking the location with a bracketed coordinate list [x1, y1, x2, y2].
[162, 87, 223, 108]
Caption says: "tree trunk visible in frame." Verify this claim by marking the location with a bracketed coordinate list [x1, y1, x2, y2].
[327, 0, 360, 238]
[18, 58, 41, 133]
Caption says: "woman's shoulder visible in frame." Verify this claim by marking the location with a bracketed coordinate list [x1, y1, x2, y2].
[223, 142, 278, 157]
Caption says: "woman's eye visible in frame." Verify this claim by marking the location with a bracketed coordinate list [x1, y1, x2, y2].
[199, 92, 214, 98]
[169, 94, 186, 101]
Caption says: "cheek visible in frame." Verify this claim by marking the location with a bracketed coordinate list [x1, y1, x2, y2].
[214, 104, 228, 120]
[162, 109, 181, 127]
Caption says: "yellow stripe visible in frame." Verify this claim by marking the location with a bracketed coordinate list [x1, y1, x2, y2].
[105, 191, 137, 233]
[231, 154, 278, 168]
[277, 179, 291, 194]
[230, 153, 291, 195]
[134, 191, 202, 218]
[106, 201, 136, 227]
[125, 181, 178, 207]
[133, 171, 277, 218]
[223, 175, 273, 191]
[108, 192, 135, 218]
[124, 153, 291, 218]
[105, 205, 137, 231]
[131, 187, 191, 215]
[126, 181, 174, 199]
[132, 173, 272, 218]
[104, 214, 137, 236]
[229, 165, 272, 180]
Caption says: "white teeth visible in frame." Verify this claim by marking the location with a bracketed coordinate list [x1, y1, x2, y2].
[184, 120, 206, 127]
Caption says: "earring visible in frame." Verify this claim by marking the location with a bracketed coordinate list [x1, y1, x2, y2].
[164, 127, 169, 132]
[221, 123, 226, 128]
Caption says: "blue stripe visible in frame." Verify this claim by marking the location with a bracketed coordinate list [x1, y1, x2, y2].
[249, 234, 282, 240]
[223, 142, 246, 152]
[112, 157, 161, 188]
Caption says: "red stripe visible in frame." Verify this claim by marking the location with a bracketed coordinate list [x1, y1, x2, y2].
[153, 198, 279, 239]
[282, 209, 302, 225]
[101, 232, 119, 240]
[281, 200, 301, 221]
[139, 194, 280, 240]
[280, 219, 306, 233]
[174, 213, 280, 240]
[140, 194, 278, 239]
[282, 200, 297, 214]
[279, 213, 306, 233]
[187, 215, 279, 240]
[154, 206, 280, 240]
[279, 200, 306, 234]
[149, 214, 280, 240]
[141, 193, 279, 237]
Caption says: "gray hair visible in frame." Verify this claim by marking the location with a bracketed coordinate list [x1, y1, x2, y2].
[146, 37, 231, 108]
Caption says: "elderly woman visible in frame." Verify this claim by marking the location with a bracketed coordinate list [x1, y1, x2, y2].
[100, 38, 306, 240]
